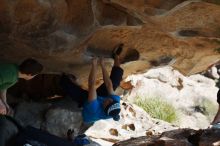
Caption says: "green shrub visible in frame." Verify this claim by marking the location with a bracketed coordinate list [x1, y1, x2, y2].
[135, 97, 178, 123]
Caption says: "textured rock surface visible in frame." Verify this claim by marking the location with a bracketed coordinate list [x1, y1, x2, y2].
[125, 66, 219, 129]
[85, 101, 177, 143]
[0, 0, 220, 84]
[13, 98, 82, 137]
[113, 129, 220, 146]
[199, 129, 220, 146]
[1, 0, 220, 145]
[8, 66, 219, 145]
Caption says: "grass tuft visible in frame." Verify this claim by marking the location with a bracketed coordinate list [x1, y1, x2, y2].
[135, 97, 178, 123]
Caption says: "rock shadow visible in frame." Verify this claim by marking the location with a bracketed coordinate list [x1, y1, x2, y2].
[122, 48, 140, 64]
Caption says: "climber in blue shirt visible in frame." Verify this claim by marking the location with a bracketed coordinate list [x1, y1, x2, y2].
[60, 44, 124, 125]
[82, 57, 121, 123]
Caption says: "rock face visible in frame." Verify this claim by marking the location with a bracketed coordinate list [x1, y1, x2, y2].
[7, 66, 219, 146]
[125, 66, 219, 129]
[13, 98, 83, 137]
[0, 0, 220, 84]
[1, 0, 220, 145]
[85, 101, 177, 144]
[113, 128, 220, 146]
[85, 66, 219, 145]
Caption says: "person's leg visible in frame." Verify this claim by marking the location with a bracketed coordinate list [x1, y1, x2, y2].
[59, 74, 88, 107]
[97, 55, 124, 97]
[111, 55, 124, 90]
[88, 58, 98, 102]
[0, 116, 19, 146]
[16, 126, 74, 146]
[100, 57, 114, 95]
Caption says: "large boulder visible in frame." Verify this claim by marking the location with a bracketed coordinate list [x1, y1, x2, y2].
[0, 0, 219, 85]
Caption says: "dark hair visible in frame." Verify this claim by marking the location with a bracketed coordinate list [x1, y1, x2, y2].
[19, 58, 43, 75]
[104, 101, 121, 121]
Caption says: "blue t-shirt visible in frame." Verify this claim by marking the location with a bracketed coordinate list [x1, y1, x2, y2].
[82, 95, 120, 124]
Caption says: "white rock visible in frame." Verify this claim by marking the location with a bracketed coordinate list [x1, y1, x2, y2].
[86, 101, 176, 142]
[125, 66, 219, 129]
[45, 107, 82, 137]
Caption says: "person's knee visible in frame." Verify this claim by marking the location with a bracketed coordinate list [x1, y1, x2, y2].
[0, 116, 19, 146]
